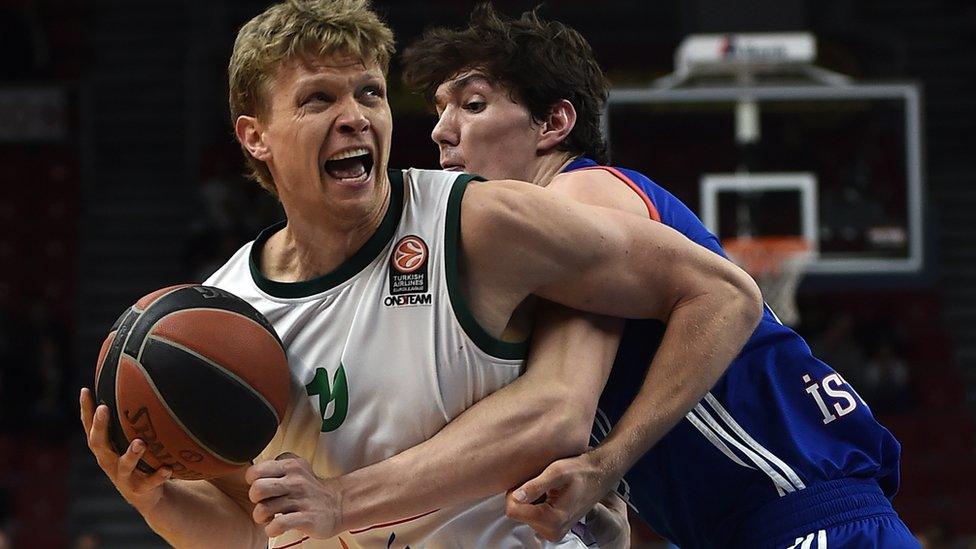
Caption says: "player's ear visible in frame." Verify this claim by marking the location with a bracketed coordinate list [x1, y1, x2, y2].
[236, 115, 272, 163]
[537, 99, 577, 152]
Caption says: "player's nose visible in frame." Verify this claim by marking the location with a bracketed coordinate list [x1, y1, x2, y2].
[336, 98, 369, 134]
[431, 111, 458, 147]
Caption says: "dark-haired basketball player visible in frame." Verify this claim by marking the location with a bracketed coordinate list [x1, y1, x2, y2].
[394, 5, 918, 549]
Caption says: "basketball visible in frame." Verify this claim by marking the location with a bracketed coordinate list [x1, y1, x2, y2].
[94, 284, 290, 480]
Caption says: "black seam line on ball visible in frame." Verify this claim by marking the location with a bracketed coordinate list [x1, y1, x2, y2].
[134, 307, 285, 364]
[123, 286, 283, 359]
[98, 307, 141, 455]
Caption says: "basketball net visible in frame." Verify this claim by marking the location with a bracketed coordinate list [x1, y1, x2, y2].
[723, 237, 811, 326]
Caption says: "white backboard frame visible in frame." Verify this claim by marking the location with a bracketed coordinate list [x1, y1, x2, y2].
[701, 172, 820, 257]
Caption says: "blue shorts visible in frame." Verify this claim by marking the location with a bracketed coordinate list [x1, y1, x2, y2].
[732, 478, 920, 549]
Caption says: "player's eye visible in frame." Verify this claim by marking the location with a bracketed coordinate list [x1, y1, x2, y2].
[303, 92, 332, 105]
[361, 85, 385, 100]
[463, 100, 486, 113]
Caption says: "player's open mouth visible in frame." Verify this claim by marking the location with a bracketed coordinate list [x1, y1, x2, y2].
[324, 147, 374, 183]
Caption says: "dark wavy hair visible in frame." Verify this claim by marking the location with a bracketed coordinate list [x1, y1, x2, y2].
[402, 3, 610, 165]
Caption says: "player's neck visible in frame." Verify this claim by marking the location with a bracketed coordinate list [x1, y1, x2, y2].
[528, 152, 578, 187]
[262, 185, 392, 283]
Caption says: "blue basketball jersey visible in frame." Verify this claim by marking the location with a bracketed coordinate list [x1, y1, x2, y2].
[565, 158, 905, 548]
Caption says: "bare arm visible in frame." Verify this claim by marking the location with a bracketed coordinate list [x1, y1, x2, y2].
[461, 179, 761, 323]
[333, 303, 623, 531]
[489, 172, 763, 540]
[537, 170, 758, 473]
[334, 172, 760, 532]
[144, 473, 265, 549]
[80, 389, 265, 549]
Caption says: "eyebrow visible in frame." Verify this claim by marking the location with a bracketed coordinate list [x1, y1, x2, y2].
[434, 73, 493, 108]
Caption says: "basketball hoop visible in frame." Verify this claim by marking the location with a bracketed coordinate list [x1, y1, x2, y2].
[723, 237, 812, 326]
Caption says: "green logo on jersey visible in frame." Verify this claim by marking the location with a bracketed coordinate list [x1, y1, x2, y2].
[305, 364, 348, 432]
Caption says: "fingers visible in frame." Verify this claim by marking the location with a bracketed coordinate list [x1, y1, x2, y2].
[81, 389, 118, 468]
[117, 440, 173, 493]
[252, 495, 300, 525]
[507, 462, 576, 542]
[246, 453, 311, 486]
[87, 403, 119, 470]
[584, 499, 623, 532]
[512, 462, 565, 504]
[245, 460, 286, 485]
[506, 496, 562, 525]
[88, 404, 109, 449]
[506, 494, 572, 542]
[265, 511, 309, 539]
[134, 465, 173, 493]
[80, 388, 95, 435]
[117, 439, 146, 481]
[521, 508, 572, 543]
[249, 477, 289, 504]
[585, 492, 631, 549]
[81, 390, 116, 474]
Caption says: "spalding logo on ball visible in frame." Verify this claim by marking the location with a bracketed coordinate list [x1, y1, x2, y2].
[95, 284, 290, 480]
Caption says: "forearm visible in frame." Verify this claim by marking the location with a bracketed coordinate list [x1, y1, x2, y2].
[595, 282, 761, 479]
[139, 479, 265, 549]
[337, 306, 622, 532]
[338, 383, 579, 528]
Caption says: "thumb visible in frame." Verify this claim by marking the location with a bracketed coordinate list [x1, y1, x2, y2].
[513, 463, 565, 504]
[275, 451, 300, 461]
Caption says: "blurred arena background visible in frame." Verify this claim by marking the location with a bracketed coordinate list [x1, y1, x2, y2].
[1, 0, 974, 547]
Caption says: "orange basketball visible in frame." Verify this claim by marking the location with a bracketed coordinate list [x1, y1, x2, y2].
[94, 284, 290, 480]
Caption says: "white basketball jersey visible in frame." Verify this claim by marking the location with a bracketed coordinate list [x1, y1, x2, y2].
[205, 169, 585, 549]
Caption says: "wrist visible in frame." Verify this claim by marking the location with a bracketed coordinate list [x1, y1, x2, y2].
[327, 475, 349, 534]
[587, 444, 628, 490]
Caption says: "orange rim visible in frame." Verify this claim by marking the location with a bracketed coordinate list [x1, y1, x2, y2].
[723, 237, 811, 277]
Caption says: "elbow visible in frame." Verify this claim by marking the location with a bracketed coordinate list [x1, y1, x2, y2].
[558, 409, 594, 458]
[546, 397, 594, 459]
[725, 265, 764, 333]
[526, 392, 592, 460]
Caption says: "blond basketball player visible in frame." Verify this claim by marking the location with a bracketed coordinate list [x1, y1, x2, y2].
[79, 1, 761, 547]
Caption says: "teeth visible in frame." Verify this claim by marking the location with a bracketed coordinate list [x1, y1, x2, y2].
[328, 148, 369, 161]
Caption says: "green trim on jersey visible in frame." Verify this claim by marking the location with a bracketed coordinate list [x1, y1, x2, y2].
[444, 174, 529, 360]
[249, 169, 405, 298]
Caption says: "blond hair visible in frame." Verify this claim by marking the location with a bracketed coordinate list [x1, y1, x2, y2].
[228, 0, 395, 195]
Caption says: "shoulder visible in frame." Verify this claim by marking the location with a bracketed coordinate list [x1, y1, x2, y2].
[548, 167, 650, 218]
[458, 179, 620, 280]
[460, 179, 564, 241]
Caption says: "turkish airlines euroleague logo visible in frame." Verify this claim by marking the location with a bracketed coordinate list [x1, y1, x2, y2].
[387, 235, 431, 306]
[393, 235, 427, 273]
